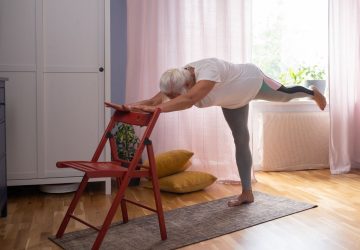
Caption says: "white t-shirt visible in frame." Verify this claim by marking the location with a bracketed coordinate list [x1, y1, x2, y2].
[185, 58, 264, 109]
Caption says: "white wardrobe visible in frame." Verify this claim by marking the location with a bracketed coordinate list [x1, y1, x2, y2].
[0, 0, 110, 190]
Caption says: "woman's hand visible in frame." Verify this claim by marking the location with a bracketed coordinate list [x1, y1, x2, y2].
[130, 105, 158, 113]
[104, 102, 131, 111]
[105, 102, 160, 113]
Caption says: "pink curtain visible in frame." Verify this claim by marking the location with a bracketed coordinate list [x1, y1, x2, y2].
[126, 0, 251, 182]
[329, 0, 360, 173]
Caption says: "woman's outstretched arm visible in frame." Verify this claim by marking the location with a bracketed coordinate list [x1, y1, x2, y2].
[132, 80, 215, 113]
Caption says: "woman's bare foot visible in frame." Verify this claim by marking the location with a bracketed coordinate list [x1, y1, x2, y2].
[311, 86, 327, 110]
[227, 190, 254, 207]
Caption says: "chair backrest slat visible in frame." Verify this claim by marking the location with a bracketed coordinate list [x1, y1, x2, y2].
[113, 111, 153, 126]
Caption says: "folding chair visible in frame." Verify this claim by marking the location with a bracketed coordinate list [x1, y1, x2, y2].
[55, 106, 166, 250]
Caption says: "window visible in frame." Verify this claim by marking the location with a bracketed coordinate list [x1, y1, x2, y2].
[251, 0, 328, 82]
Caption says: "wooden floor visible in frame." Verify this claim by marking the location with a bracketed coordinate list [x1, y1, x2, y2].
[1, 169, 360, 250]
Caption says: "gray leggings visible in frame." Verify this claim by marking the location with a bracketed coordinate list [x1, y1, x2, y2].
[222, 82, 313, 190]
[222, 105, 252, 190]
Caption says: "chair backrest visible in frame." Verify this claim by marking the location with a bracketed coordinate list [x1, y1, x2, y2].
[91, 108, 161, 163]
[112, 111, 154, 126]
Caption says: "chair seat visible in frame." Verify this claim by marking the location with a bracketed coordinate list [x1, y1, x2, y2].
[57, 161, 129, 177]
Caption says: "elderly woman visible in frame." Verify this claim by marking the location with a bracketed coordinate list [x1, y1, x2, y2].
[106, 57, 326, 207]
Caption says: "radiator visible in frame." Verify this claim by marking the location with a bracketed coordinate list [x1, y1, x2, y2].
[259, 112, 329, 171]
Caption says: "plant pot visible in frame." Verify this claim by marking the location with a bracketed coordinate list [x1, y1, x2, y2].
[305, 80, 326, 95]
[129, 171, 141, 186]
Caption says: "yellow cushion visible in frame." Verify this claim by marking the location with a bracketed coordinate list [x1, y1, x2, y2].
[142, 171, 217, 193]
[143, 150, 193, 178]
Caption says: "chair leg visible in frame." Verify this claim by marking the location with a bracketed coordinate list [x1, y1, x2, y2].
[56, 175, 89, 238]
[151, 175, 167, 240]
[147, 144, 167, 240]
[117, 178, 128, 223]
[92, 183, 125, 250]
[120, 199, 128, 223]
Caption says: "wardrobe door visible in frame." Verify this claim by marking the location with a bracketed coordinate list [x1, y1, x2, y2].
[38, 0, 105, 178]
[0, 0, 38, 179]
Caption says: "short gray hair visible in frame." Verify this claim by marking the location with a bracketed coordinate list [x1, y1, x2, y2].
[159, 68, 192, 96]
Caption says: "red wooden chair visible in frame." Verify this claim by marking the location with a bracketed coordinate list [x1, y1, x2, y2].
[55, 105, 166, 250]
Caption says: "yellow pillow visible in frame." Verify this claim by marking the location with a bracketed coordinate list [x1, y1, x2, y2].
[143, 150, 193, 178]
[142, 171, 217, 193]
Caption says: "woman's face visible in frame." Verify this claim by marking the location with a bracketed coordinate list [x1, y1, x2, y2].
[164, 78, 195, 99]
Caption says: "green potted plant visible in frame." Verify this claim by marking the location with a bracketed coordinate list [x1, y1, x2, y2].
[114, 122, 141, 186]
[279, 65, 326, 94]
[302, 65, 326, 94]
[279, 67, 307, 86]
